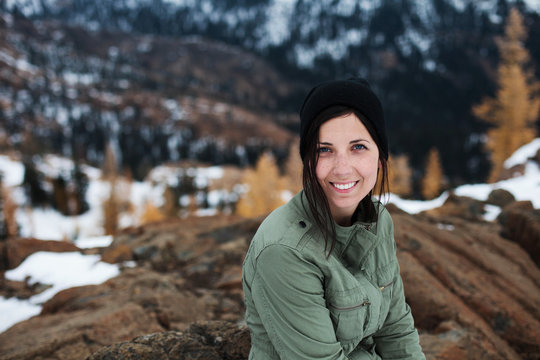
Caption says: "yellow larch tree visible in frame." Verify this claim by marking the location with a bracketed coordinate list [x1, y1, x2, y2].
[1, 182, 18, 239]
[388, 154, 412, 197]
[140, 201, 166, 225]
[236, 152, 287, 218]
[421, 147, 444, 200]
[102, 142, 121, 235]
[162, 186, 180, 218]
[473, 8, 540, 182]
[284, 142, 303, 194]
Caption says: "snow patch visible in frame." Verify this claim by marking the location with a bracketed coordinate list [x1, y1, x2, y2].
[2, 251, 120, 333]
[388, 192, 450, 214]
[0, 155, 25, 187]
[390, 139, 540, 213]
[504, 138, 540, 169]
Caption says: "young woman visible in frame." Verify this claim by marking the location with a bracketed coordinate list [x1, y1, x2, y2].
[242, 78, 425, 359]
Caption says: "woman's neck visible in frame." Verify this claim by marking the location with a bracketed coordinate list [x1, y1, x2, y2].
[331, 210, 353, 227]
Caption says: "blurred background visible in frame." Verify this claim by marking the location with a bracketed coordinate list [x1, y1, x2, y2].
[0, 1, 539, 359]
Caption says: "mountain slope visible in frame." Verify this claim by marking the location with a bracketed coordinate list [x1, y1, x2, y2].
[0, 13, 299, 179]
[2, 0, 540, 184]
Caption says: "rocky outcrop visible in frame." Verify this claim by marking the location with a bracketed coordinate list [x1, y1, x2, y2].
[394, 211, 540, 360]
[497, 201, 540, 267]
[0, 238, 82, 300]
[1, 200, 539, 360]
[0, 216, 258, 360]
[485, 188, 516, 207]
[421, 192, 486, 220]
[0, 237, 80, 271]
[87, 321, 250, 360]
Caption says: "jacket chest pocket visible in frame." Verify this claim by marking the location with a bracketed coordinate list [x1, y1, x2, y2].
[378, 278, 394, 317]
[374, 262, 397, 327]
[327, 289, 371, 344]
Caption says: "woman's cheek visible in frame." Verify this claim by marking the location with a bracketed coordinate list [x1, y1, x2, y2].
[315, 159, 330, 181]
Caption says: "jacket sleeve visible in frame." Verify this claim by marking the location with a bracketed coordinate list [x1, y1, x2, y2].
[251, 244, 377, 360]
[372, 259, 425, 359]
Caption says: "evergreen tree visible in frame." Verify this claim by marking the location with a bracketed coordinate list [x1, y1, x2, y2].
[71, 161, 89, 215]
[473, 8, 540, 182]
[52, 175, 69, 215]
[421, 148, 444, 200]
[22, 158, 49, 207]
[388, 154, 412, 197]
[178, 173, 197, 195]
[236, 152, 286, 218]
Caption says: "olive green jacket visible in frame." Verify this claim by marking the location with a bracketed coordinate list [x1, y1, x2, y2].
[242, 191, 425, 359]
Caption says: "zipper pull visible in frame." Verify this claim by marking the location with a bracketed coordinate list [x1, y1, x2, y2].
[379, 280, 395, 291]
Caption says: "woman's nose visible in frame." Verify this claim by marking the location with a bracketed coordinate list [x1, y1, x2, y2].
[333, 153, 352, 176]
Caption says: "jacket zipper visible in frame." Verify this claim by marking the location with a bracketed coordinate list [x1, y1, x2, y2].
[379, 280, 395, 291]
[329, 300, 371, 311]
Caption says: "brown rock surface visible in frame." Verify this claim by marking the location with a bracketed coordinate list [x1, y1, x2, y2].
[497, 201, 540, 267]
[0, 277, 52, 300]
[0, 237, 80, 271]
[1, 202, 539, 360]
[100, 244, 133, 264]
[423, 192, 486, 220]
[486, 188, 516, 208]
[0, 216, 258, 360]
[394, 211, 540, 359]
[87, 320, 250, 360]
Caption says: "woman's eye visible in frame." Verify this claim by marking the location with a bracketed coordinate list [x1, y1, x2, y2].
[352, 144, 366, 151]
[318, 147, 331, 153]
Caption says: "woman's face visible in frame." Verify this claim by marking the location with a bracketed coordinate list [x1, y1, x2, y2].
[316, 113, 380, 225]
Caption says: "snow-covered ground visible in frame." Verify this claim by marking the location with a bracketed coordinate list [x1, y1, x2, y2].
[2, 251, 123, 333]
[0, 138, 539, 333]
[389, 138, 540, 220]
[0, 156, 235, 333]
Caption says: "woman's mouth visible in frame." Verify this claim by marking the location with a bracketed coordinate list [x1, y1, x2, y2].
[331, 181, 358, 191]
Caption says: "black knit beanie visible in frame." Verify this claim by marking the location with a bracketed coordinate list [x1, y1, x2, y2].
[299, 78, 388, 161]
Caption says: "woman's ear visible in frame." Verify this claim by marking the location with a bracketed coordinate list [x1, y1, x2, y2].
[378, 160, 382, 168]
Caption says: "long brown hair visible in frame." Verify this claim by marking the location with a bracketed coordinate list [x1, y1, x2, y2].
[301, 105, 389, 257]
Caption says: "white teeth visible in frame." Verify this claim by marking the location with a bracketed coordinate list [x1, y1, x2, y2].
[333, 182, 356, 190]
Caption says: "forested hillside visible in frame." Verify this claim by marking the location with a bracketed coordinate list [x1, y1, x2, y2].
[1, 0, 540, 188]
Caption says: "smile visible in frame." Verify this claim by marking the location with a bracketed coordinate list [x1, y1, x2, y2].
[331, 181, 358, 190]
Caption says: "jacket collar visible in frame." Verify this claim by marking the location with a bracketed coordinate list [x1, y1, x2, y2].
[290, 190, 381, 265]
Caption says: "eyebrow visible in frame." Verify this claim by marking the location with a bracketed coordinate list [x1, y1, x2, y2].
[318, 139, 369, 145]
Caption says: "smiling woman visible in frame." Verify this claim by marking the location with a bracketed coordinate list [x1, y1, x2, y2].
[242, 78, 425, 359]
[316, 113, 380, 226]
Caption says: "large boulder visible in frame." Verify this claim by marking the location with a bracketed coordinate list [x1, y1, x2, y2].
[497, 201, 540, 267]
[485, 188, 515, 208]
